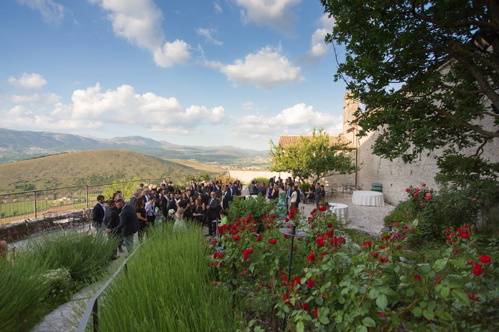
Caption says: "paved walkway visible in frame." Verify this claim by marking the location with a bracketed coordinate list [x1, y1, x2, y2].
[301, 193, 393, 235]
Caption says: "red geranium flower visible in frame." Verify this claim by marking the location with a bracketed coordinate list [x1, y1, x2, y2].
[292, 276, 301, 288]
[312, 307, 319, 319]
[315, 236, 325, 247]
[472, 262, 484, 276]
[255, 233, 263, 242]
[288, 207, 298, 219]
[424, 192, 432, 201]
[282, 292, 290, 304]
[306, 250, 315, 264]
[378, 255, 389, 264]
[479, 255, 492, 265]
[414, 274, 422, 281]
[301, 303, 310, 311]
[305, 278, 315, 289]
[319, 205, 328, 212]
[362, 240, 373, 249]
[377, 311, 385, 318]
[468, 292, 478, 301]
[232, 234, 240, 241]
[457, 224, 471, 239]
[242, 247, 254, 261]
[213, 251, 224, 259]
[268, 238, 278, 245]
[330, 236, 346, 247]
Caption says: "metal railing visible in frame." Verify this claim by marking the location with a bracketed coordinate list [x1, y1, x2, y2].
[0, 178, 164, 225]
[76, 242, 142, 332]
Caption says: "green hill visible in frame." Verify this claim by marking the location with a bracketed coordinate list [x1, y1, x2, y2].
[0, 150, 207, 193]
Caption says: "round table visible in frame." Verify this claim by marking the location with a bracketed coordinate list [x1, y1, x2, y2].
[328, 202, 349, 223]
[352, 191, 384, 207]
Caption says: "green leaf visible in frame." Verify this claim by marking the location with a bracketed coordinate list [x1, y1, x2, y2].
[433, 258, 447, 272]
[452, 289, 470, 306]
[362, 317, 376, 327]
[423, 309, 434, 321]
[319, 315, 330, 325]
[368, 288, 378, 299]
[412, 307, 422, 318]
[376, 295, 388, 310]
[296, 321, 304, 332]
[356, 325, 368, 332]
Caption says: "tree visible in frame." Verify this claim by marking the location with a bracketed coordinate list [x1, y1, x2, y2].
[271, 130, 356, 183]
[321, 0, 499, 187]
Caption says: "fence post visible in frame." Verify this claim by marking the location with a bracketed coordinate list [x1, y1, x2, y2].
[86, 185, 89, 209]
[34, 191, 38, 219]
[92, 298, 99, 332]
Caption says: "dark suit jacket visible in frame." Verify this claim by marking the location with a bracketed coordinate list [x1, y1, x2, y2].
[92, 203, 105, 225]
[115, 204, 138, 237]
[207, 198, 221, 221]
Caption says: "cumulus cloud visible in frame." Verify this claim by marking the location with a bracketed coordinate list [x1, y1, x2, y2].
[17, 0, 64, 24]
[90, 0, 190, 67]
[8, 73, 47, 89]
[3, 83, 224, 133]
[309, 13, 335, 58]
[235, 0, 300, 31]
[234, 103, 342, 138]
[207, 46, 301, 88]
[196, 28, 223, 46]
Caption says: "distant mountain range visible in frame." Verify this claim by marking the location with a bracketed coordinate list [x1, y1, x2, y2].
[0, 128, 269, 165]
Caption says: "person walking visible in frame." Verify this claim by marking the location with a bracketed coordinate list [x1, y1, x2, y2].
[92, 195, 106, 231]
[113, 198, 138, 254]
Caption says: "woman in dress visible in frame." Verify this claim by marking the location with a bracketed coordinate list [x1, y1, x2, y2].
[135, 197, 148, 241]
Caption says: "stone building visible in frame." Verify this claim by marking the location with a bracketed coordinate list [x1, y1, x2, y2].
[279, 92, 499, 204]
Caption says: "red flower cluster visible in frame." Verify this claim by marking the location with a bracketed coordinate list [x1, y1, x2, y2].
[213, 251, 224, 259]
[306, 250, 315, 264]
[468, 255, 491, 277]
[268, 238, 278, 245]
[242, 247, 254, 261]
[362, 240, 373, 249]
[288, 207, 298, 220]
[305, 278, 315, 289]
[318, 205, 328, 212]
[443, 224, 473, 244]
[479, 255, 492, 265]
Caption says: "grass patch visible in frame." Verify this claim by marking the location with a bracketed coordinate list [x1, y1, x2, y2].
[0, 231, 116, 332]
[100, 224, 235, 332]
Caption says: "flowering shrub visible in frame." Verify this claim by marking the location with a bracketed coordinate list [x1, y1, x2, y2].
[210, 204, 499, 331]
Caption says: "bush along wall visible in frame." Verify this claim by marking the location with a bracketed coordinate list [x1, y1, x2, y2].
[209, 204, 498, 331]
[0, 232, 116, 332]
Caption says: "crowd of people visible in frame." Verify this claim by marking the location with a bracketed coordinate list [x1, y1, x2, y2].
[91, 177, 327, 255]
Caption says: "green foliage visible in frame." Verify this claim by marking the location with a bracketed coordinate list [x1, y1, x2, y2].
[0, 257, 51, 332]
[384, 200, 417, 226]
[300, 182, 312, 192]
[99, 224, 235, 332]
[271, 130, 356, 182]
[211, 206, 499, 331]
[251, 176, 270, 185]
[322, 0, 499, 187]
[102, 177, 141, 200]
[0, 232, 116, 332]
[227, 195, 275, 222]
[27, 231, 117, 283]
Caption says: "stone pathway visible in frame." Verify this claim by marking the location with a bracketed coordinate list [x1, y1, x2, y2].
[300, 193, 394, 235]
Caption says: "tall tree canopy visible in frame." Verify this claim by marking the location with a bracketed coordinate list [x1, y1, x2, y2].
[271, 130, 356, 183]
[321, 0, 499, 186]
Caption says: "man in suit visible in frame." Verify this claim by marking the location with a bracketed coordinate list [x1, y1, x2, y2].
[92, 195, 106, 230]
[113, 198, 139, 254]
[222, 185, 233, 210]
[206, 191, 221, 236]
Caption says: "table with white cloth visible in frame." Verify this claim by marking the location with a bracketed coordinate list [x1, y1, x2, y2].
[328, 202, 349, 223]
[352, 190, 384, 207]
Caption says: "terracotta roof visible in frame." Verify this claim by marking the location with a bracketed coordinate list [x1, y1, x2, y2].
[278, 135, 352, 147]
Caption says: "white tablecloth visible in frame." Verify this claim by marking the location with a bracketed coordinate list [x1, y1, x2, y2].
[352, 191, 384, 207]
[328, 202, 349, 223]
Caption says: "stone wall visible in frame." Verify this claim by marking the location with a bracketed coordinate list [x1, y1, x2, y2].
[323, 93, 499, 205]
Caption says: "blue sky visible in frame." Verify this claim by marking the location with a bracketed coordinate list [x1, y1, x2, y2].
[0, 0, 347, 150]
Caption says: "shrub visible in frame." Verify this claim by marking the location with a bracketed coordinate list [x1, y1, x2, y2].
[26, 231, 117, 283]
[0, 257, 51, 332]
[227, 195, 275, 223]
[384, 200, 417, 226]
[210, 207, 499, 331]
[251, 176, 270, 185]
[300, 182, 312, 192]
[99, 224, 235, 332]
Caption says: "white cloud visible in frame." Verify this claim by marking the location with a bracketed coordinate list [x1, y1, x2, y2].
[207, 46, 301, 88]
[3, 83, 224, 133]
[213, 1, 223, 14]
[10, 93, 59, 104]
[235, 103, 342, 138]
[8, 73, 47, 89]
[90, 0, 191, 68]
[17, 0, 64, 24]
[309, 14, 335, 58]
[196, 28, 223, 46]
[235, 0, 300, 30]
